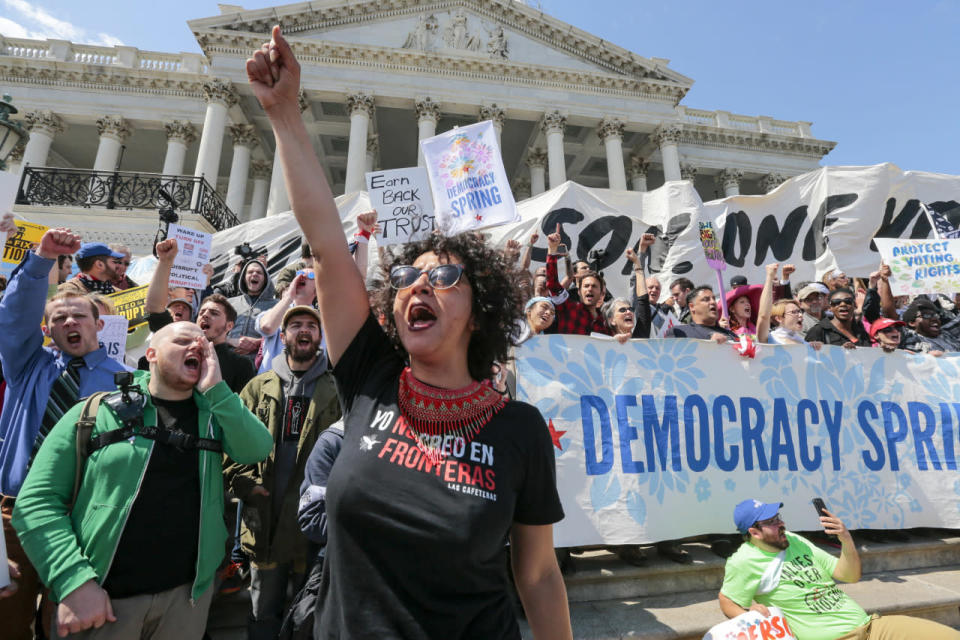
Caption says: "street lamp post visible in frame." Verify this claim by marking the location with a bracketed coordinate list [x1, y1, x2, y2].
[0, 94, 28, 171]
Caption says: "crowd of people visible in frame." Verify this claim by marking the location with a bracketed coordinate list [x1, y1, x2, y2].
[0, 24, 957, 640]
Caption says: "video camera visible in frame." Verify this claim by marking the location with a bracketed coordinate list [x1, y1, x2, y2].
[587, 248, 607, 274]
[235, 242, 255, 259]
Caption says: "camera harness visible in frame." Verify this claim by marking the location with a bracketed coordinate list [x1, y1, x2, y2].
[69, 376, 221, 509]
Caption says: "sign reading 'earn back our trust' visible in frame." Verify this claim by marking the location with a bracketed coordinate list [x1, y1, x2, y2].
[516, 335, 960, 547]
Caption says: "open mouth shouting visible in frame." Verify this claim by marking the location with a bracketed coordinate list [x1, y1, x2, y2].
[184, 352, 201, 377]
[406, 301, 437, 331]
[66, 331, 82, 347]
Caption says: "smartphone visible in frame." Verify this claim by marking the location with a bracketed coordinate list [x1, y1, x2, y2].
[812, 497, 828, 518]
[556, 243, 568, 256]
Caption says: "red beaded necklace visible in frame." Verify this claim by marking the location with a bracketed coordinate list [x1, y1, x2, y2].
[397, 366, 506, 465]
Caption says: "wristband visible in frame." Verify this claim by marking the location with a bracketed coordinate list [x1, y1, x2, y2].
[355, 229, 371, 240]
[354, 232, 370, 244]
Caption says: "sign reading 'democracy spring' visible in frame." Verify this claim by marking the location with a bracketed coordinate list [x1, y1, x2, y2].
[365, 167, 435, 246]
[873, 238, 960, 296]
[515, 334, 960, 547]
[420, 120, 518, 234]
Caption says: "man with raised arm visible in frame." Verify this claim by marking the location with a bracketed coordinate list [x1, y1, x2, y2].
[0, 228, 130, 639]
[12, 322, 273, 639]
[544, 224, 612, 336]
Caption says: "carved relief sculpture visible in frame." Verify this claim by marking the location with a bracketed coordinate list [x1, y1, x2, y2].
[403, 14, 439, 51]
[486, 25, 508, 59]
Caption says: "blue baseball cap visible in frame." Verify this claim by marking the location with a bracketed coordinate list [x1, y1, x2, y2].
[75, 242, 124, 260]
[733, 499, 783, 534]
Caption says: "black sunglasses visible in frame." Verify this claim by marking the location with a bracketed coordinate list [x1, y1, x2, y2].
[829, 297, 855, 307]
[390, 264, 465, 290]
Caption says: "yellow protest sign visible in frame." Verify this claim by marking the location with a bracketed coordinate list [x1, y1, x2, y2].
[1, 221, 48, 278]
[107, 285, 149, 329]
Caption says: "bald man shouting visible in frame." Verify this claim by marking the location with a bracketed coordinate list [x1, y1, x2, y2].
[11, 322, 273, 639]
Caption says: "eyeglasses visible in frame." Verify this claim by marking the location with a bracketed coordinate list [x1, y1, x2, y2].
[784, 309, 803, 316]
[616, 306, 631, 314]
[755, 514, 783, 528]
[879, 326, 901, 335]
[918, 311, 939, 320]
[296, 270, 316, 280]
[390, 264, 465, 290]
[829, 297, 855, 307]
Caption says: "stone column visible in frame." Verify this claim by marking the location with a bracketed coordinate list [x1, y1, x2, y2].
[225, 124, 258, 216]
[194, 79, 237, 184]
[162, 121, 196, 175]
[92, 116, 133, 171]
[479, 103, 505, 146]
[344, 93, 374, 193]
[526, 148, 547, 196]
[680, 163, 697, 182]
[20, 110, 66, 169]
[597, 117, 627, 190]
[248, 161, 271, 221]
[266, 91, 309, 216]
[366, 135, 379, 174]
[760, 172, 786, 193]
[717, 168, 743, 197]
[542, 111, 567, 189]
[415, 97, 441, 167]
[629, 155, 649, 192]
[513, 178, 531, 201]
[654, 124, 682, 182]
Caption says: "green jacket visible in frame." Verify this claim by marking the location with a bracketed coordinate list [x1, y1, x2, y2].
[11, 371, 273, 603]
[225, 366, 340, 566]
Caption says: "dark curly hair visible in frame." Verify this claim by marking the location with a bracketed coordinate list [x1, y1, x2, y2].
[373, 233, 524, 382]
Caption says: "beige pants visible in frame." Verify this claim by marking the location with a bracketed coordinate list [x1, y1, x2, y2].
[834, 614, 960, 640]
[63, 582, 213, 639]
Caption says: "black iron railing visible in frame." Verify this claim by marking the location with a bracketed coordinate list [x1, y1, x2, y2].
[16, 166, 240, 231]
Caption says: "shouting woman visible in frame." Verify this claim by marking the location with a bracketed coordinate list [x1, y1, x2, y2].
[247, 26, 572, 640]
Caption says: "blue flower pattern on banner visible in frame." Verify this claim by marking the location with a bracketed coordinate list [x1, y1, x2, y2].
[516, 335, 957, 542]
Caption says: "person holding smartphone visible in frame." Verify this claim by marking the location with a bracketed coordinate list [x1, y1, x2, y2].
[717, 498, 960, 640]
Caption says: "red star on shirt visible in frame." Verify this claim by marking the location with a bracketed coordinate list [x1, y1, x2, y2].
[547, 419, 566, 451]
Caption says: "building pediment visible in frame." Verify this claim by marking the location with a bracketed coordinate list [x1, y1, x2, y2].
[189, 0, 693, 93]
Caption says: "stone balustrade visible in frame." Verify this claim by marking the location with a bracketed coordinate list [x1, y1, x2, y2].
[1, 37, 208, 74]
[679, 106, 812, 138]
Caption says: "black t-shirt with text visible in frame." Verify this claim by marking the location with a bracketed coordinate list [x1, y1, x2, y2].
[316, 315, 563, 639]
[102, 396, 201, 598]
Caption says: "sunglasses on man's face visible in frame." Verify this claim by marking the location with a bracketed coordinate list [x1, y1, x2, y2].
[879, 326, 901, 335]
[754, 514, 783, 528]
[918, 310, 939, 320]
[390, 264, 466, 290]
[296, 269, 316, 280]
[829, 297, 855, 307]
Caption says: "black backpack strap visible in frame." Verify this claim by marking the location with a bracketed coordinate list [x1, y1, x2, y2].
[69, 392, 111, 512]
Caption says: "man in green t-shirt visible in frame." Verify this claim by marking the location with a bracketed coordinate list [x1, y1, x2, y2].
[718, 498, 960, 640]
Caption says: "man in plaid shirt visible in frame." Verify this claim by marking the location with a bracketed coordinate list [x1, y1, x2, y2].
[544, 226, 612, 336]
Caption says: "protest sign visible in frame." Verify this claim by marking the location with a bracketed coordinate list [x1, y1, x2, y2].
[0, 527, 8, 590]
[168, 224, 212, 289]
[698, 220, 730, 318]
[516, 334, 960, 546]
[421, 120, 518, 235]
[874, 238, 960, 296]
[107, 285, 148, 329]
[703, 606, 796, 640]
[98, 315, 129, 364]
[366, 167, 435, 246]
[654, 310, 680, 338]
[1, 220, 47, 279]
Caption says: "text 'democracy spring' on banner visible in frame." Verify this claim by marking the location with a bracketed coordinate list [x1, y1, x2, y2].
[366, 167, 435, 246]
[421, 120, 518, 234]
[516, 335, 960, 547]
[874, 238, 960, 296]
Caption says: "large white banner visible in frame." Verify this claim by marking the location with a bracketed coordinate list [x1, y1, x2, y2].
[516, 335, 960, 547]
[207, 164, 960, 299]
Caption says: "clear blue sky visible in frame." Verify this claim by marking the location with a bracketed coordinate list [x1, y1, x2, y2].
[3, 0, 957, 175]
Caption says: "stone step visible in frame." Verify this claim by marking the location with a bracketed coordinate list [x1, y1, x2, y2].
[564, 532, 960, 603]
[521, 564, 960, 640]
